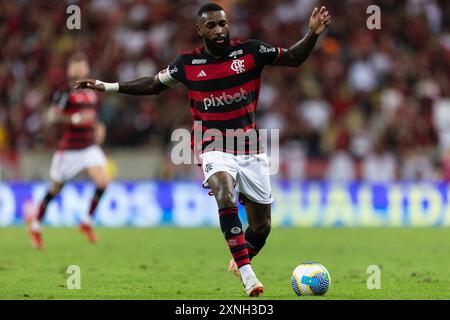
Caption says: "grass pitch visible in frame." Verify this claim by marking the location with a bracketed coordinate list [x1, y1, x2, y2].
[0, 227, 449, 300]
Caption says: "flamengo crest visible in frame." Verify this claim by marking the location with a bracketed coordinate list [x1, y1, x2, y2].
[231, 59, 246, 74]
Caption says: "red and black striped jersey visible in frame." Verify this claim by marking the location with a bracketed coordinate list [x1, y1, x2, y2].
[158, 39, 283, 155]
[52, 89, 99, 151]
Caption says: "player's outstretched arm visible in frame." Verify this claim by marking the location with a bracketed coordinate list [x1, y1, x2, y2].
[74, 75, 169, 96]
[273, 6, 331, 68]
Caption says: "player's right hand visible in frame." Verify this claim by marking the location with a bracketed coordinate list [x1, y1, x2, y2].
[74, 79, 105, 92]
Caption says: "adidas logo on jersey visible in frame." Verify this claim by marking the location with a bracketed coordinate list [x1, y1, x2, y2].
[197, 70, 207, 78]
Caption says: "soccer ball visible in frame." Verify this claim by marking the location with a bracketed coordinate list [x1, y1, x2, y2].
[291, 262, 331, 296]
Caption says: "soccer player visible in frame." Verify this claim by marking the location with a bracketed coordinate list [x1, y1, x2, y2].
[75, 3, 331, 296]
[27, 53, 110, 249]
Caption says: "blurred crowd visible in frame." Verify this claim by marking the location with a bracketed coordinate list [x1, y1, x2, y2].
[2, 0, 450, 181]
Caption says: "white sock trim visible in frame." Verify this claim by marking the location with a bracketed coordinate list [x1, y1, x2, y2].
[239, 264, 255, 279]
[31, 220, 41, 232]
[81, 215, 93, 225]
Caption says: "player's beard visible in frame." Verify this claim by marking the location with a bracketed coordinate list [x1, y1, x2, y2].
[204, 34, 231, 57]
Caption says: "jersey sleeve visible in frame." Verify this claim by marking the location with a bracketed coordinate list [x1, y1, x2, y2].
[51, 91, 69, 110]
[247, 39, 284, 67]
[157, 55, 186, 87]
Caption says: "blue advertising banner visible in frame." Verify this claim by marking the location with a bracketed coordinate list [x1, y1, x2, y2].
[1, 181, 450, 227]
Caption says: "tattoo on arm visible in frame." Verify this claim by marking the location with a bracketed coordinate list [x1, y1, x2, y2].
[118, 76, 168, 95]
[274, 30, 319, 67]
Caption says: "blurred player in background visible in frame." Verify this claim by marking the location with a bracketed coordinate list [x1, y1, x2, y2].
[76, 3, 330, 296]
[27, 53, 110, 250]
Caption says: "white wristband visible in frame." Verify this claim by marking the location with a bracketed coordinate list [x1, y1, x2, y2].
[95, 80, 119, 93]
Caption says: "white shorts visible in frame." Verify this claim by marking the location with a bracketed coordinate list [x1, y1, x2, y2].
[49, 145, 107, 183]
[200, 151, 273, 204]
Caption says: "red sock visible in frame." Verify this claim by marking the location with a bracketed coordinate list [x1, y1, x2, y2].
[219, 207, 251, 268]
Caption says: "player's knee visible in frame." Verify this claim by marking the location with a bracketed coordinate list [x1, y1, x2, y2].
[96, 177, 110, 190]
[254, 219, 271, 238]
[50, 183, 64, 195]
[216, 190, 236, 209]
[96, 183, 107, 190]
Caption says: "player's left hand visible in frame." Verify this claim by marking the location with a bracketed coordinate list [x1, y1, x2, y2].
[309, 6, 331, 35]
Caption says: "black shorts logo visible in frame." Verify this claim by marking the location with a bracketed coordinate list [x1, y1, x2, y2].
[205, 163, 213, 173]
